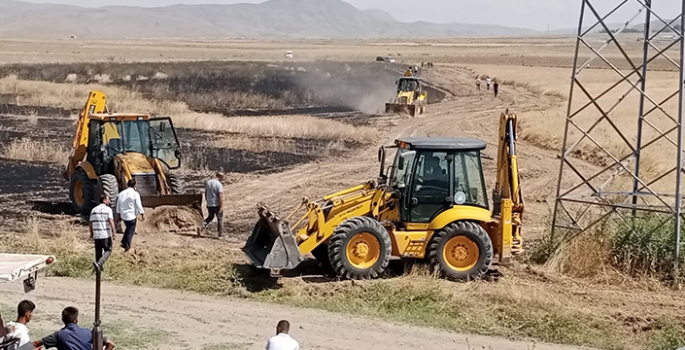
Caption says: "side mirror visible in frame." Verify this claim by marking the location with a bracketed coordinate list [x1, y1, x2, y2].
[100, 145, 106, 153]
[174, 150, 181, 159]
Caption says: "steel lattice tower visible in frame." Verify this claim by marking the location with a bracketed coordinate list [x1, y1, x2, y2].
[552, 0, 685, 264]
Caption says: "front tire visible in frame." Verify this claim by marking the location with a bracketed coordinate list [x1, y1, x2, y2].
[328, 216, 391, 280]
[69, 169, 96, 216]
[167, 173, 186, 194]
[427, 221, 493, 281]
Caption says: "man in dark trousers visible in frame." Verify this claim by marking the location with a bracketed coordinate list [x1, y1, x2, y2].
[199, 173, 224, 237]
[493, 80, 499, 97]
[90, 194, 116, 270]
[32, 307, 115, 350]
[116, 179, 144, 252]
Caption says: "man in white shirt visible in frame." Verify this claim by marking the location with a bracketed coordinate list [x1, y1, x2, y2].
[6, 300, 35, 350]
[116, 179, 144, 252]
[90, 194, 116, 270]
[266, 320, 299, 350]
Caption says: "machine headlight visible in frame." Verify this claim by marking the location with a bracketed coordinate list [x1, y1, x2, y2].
[454, 191, 467, 205]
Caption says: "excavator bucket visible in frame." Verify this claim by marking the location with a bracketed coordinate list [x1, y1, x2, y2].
[385, 103, 408, 114]
[385, 103, 417, 117]
[243, 206, 303, 270]
[140, 194, 202, 209]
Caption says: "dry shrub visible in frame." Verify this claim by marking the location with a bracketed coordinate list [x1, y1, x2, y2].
[173, 113, 376, 143]
[92, 73, 112, 84]
[0, 138, 69, 163]
[544, 232, 612, 279]
[0, 77, 376, 142]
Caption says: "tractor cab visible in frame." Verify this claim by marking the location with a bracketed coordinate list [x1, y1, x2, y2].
[396, 77, 422, 94]
[85, 114, 181, 178]
[388, 137, 489, 224]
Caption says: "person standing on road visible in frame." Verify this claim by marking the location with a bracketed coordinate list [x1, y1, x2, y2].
[475, 77, 481, 91]
[32, 307, 115, 350]
[493, 80, 499, 97]
[199, 173, 224, 238]
[486, 76, 491, 91]
[6, 300, 35, 350]
[90, 194, 116, 270]
[116, 179, 144, 252]
[266, 320, 299, 350]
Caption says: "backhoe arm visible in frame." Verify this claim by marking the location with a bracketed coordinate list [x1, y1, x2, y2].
[493, 111, 524, 258]
[64, 91, 108, 181]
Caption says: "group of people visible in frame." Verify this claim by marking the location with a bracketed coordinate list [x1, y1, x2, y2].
[89, 173, 226, 272]
[1, 299, 298, 350]
[1, 301, 115, 350]
[475, 75, 499, 97]
[89, 179, 145, 272]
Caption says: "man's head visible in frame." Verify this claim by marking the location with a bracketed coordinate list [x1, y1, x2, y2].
[61, 306, 79, 326]
[276, 320, 290, 335]
[127, 179, 136, 189]
[216, 172, 224, 181]
[17, 300, 35, 323]
[100, 194, 110, 206]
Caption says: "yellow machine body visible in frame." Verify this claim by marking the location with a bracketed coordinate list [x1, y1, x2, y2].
[244, 111, 524, 281]
[385, 76, 428, 117]
[64, 91, 201, 214]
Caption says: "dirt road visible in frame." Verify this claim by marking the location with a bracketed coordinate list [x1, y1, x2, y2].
[0, 277, 583, 350]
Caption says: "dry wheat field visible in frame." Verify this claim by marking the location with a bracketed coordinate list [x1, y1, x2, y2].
[0, 36, 684, 350]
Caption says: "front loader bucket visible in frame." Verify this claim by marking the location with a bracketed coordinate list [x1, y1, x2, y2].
[243, 206, 303, 270]
[140, 194, 202, 209]
[385, 103, 409, 115]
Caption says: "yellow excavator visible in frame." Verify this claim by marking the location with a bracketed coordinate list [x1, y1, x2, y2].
[64, 91, 201, 215]
[385, 69, 428, 117]
[244, 111, 523, 281]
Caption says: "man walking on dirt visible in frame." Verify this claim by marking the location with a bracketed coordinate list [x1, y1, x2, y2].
[266, 320, 299, 350]
[90, 194, 116, 270]
[116, 179, 144, 252]
[6, 300, 35, 350]
[32, 307, 115, 350]
[475, 77, 481, 91]
[486, 77, 491, 91]
[493, 80, 499, 97]
[199, 172, 224, 237]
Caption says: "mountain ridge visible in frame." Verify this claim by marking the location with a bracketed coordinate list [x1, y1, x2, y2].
[0, 0, 541, 39]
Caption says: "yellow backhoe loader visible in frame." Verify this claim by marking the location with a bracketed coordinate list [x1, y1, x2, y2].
[64, 90, 201, 215]
[385, 70, 428, 117]
[244, 111, 523, 281]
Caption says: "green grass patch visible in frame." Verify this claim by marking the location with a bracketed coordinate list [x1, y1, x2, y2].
[1, 230, 681, 350]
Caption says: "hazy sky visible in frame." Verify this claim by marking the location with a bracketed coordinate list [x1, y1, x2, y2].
[16, 0, 682, 31]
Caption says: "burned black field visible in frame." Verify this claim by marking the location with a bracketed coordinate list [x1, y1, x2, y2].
[0, 60, 448, 224]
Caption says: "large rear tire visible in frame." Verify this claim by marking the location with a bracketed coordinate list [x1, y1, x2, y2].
[328, 216, 391, 280]
[97, 174, 119, 210]
[167, 173, 186, 194]
[69, 169, 96, 216]
[427, 221, 493, 281]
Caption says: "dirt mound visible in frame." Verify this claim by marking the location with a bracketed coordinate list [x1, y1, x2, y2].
[138, 205, 204, 234]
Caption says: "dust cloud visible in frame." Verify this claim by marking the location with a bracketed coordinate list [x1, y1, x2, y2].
[292, 63, 399, 114]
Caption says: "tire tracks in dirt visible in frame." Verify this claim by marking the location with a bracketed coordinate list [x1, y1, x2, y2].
[0, 278, 584, 350]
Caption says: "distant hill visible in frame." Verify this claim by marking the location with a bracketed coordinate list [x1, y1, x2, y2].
[0, 0, 540, 39]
